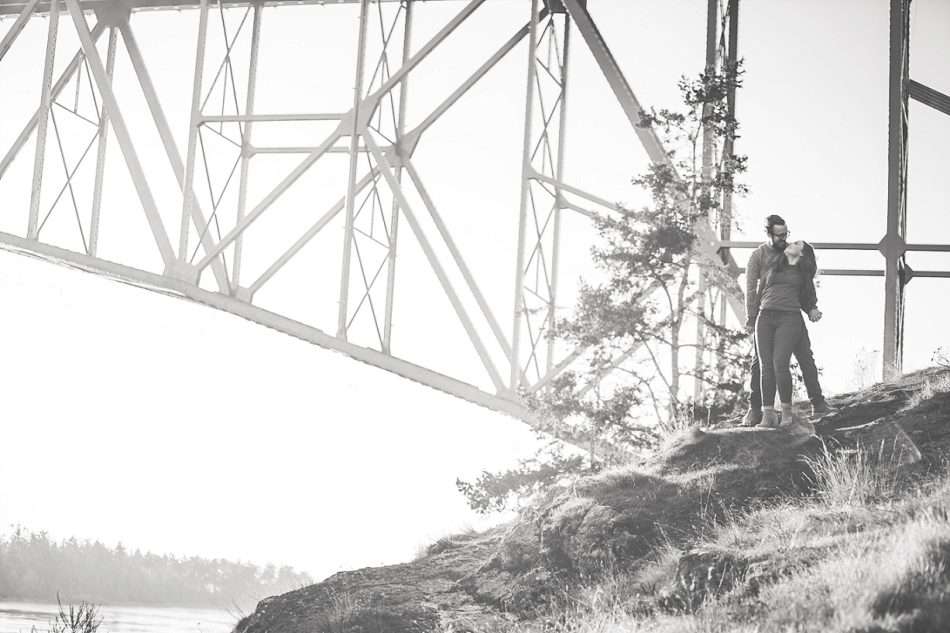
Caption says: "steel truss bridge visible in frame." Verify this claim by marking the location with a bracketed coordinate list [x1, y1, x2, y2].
[0, 0, 947, 439]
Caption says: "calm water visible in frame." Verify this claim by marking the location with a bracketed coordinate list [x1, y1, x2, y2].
[0, 602, 235, 633]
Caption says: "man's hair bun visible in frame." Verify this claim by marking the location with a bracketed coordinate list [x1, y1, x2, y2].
[765, 214, 786, 233]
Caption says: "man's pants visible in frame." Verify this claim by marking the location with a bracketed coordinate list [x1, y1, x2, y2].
[750, 313, 823, 409]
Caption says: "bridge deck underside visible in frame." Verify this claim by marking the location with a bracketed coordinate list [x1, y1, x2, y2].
[0, 230, 532, 420]
[0, 0, 753, 440]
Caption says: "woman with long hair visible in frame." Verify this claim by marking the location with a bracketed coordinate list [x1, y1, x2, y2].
[755, 239, 817, 431]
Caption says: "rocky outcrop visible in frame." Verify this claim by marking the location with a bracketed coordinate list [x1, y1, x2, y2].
[233, 368, 950, 633]
[232, 529, 516, 633]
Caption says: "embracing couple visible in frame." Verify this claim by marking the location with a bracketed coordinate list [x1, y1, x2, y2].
[740, 214, 836, 432]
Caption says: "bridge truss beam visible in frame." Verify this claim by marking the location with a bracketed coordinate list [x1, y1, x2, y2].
[4, 0, 943, 447]
[1, 0, 751, 456]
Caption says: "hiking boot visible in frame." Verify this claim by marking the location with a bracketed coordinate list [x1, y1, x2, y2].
[740, 408, 763, 427]
[810, 398, 837, 419]
[760, 408, 780, 428]
[778, 407, 800, 428]
[779, 407, 816, 436]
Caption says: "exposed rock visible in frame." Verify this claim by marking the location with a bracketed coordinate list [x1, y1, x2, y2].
[656, 548, 746, 612]
[233, 368, 950, 633]
[233, 529, 514, 633]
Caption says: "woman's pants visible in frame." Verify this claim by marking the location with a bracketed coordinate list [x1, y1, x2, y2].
[755, 309, 805, 407]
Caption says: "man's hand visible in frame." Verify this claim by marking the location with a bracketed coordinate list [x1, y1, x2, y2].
[808, 308, 822, 323]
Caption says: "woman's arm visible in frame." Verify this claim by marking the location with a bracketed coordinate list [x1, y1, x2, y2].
[800, 242, 820, 316]
[800, 276, 818, 313]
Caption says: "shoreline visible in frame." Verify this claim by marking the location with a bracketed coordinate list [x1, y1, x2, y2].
[0, 598, 240, 612]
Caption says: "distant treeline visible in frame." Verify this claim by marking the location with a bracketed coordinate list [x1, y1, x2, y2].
[0, 527, 313, 608]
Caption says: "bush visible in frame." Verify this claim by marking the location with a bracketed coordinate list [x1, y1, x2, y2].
[47, 597, 101, 633]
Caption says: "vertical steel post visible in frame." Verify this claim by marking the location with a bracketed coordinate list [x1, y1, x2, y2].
[337, 0, 372, 339]
[546, 14, 571, 376]
[694, 0, 718, 400]
[180, 0, 210, 263]
[28, 0, 59, 240]
[700, 0, 718, 186]
[720, 0, 739, 244]
[89, 25, 118, 257]
[383, 0, 413, 354]
[718, 0, 739, 371]
[510, 0, 541, 390]
[233, 0, 262, 294]
[883, 0, 910, 379]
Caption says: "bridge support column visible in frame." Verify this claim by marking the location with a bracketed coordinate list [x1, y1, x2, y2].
[28, 0, 59, 240]
[510, 0, 540, 391]
[180, 0, 210, 266]
[337, 0, 372, 340]
[716, 0, 740, 386]
[383, 0, 414, 355]
[511, 0, 581, 392]
[694, 0, 742, 400]
[694, 0, 719, 401]
[233, 1, 263, 296]
[89, 26, 118, 257]
[547, 10, 572, 382]
[883, 0, 910, 380]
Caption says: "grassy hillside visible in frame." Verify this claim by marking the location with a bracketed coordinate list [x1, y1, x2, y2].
[234, 367, 950, 633]
[497, 370, 950, 633]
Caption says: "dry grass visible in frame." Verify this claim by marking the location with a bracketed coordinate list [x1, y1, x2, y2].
[412, 523, 480, 561]
[322, 588, 358, 633]
[905, 373, 950, 410]
[490, 508, 950, 633]
[747, 513, 950, 632]
[485, 456, 950, 633]
[802, 441, 906, 507]
[442, 371, 950, 633]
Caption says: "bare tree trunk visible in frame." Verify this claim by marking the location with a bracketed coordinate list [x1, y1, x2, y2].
[670, 325, 680, 423]
[668, 256, 694, 423]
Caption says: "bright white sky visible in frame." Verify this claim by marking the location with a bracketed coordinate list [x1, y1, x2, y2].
[1, 0, 949, 582]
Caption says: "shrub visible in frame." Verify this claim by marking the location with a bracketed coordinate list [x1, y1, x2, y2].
[46, 597, 101, 633]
